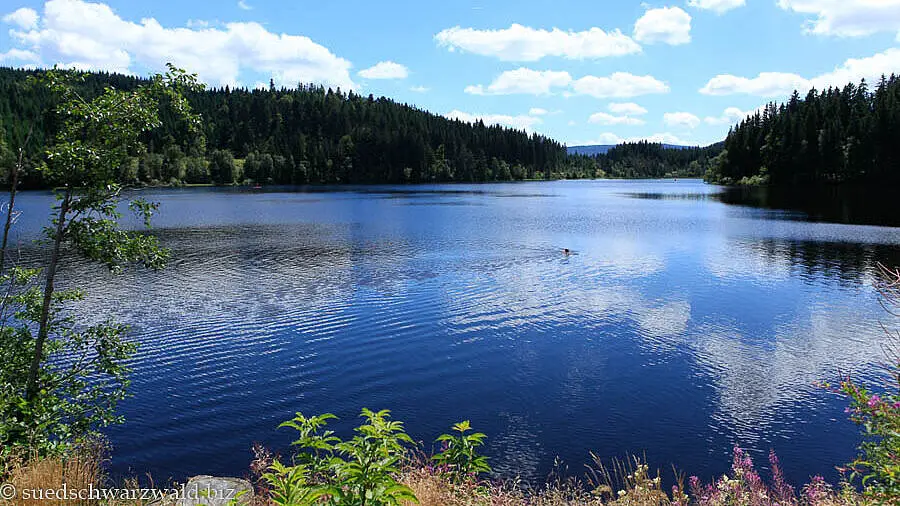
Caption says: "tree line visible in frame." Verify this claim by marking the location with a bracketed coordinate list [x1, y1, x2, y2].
[707, 74, 900, 185]
[0, 68, 583, 187]
[0, 67, 738, 188]
[586, 141, 723, 179]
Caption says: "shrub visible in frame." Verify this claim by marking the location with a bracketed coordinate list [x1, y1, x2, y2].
[267, 408, 418, 506]
[431, 421, 490, 483]
[828, 264, 900, 501]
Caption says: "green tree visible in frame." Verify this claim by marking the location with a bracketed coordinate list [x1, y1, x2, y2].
[210, 149, 237, 184]
[0, 64, 201, 455]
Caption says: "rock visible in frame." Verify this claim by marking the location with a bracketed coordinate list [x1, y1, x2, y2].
[148, 476, 254, 506]
[178, 476, 253, 506]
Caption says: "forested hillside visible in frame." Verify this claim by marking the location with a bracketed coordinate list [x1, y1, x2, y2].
[0, 67, 735, 187]
[0, 67, 589, 187]
[707, 75, 900, 185]
[593, 141, 723, 179]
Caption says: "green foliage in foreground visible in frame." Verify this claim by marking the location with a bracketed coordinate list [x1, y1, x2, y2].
[432, 420, 491, 483]
[264, 410, 493, 506]
[0, 64, 199, 457]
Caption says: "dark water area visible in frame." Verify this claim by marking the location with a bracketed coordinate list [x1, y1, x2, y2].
[8, 179, 900, 489]
[718, 184, 900, 228]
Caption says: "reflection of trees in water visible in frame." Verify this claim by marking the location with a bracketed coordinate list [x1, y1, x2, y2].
[624, 185, 900, 227]
[718, 185, 900, 227]
[747, 239, 900, 286]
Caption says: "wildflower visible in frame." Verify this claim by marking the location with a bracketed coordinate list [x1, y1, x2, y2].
[868, 395, 882, 408]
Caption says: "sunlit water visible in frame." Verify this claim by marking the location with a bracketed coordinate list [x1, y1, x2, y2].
[9, 180, 900, 487]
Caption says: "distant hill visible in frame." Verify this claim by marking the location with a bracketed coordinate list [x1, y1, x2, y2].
[567, 143, 697, 156]
[566, 145, 616, 156]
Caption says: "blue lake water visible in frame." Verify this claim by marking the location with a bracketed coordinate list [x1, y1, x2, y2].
[9, 179, 900, 487]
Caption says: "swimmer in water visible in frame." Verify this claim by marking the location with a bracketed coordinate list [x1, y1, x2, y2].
[563, 248, 571, 255]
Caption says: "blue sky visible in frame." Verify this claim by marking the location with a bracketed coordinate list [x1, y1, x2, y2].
[1, 0, 899, 146]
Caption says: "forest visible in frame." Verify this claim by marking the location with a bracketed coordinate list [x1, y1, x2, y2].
[592, 141, 723, 179]
[0, 67, 585, 187]
[707, 74, 900, 185]
[0, 67, 720, 188]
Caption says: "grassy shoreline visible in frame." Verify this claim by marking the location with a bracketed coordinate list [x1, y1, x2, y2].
[2, 445, 877, 506]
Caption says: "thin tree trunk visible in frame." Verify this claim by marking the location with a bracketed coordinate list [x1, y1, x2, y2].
[0, 124, 32, 274]
[0, 148, 22, 274]
[25, 188, 70, 401]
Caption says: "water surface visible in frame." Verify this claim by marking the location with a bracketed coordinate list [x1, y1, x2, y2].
[10, 179, 900, 487]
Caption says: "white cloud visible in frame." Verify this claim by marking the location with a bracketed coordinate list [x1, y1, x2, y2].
[704, 106, 754, 125]
[466, 69, 668, 98]
[237, 0, 252, 10]
[663, 111, 701, 129]
[572, 72, 669, 98]
[445, 110, 542, 131]
[186, 19, 210, 28]
[608, 102, 647, 115]
[812, 47, 900, 88]
[3, 7, 38, 29]
[700, 47, 900, 96]
[434, 23, 641, 61]
[777, 0, 900, 37]
[410, 85, 429, 93]
[687, 0, 745, 14]
[633, 7, 692, 45]
[465, 68, 572, 95]
[358, 61, 408, 80]
[0, 48, 39, 63]
[529, 107, 549, 115]
[2, 0, 355, 89]
[700, 72, 811, 96]
[588, 112, 645, 125]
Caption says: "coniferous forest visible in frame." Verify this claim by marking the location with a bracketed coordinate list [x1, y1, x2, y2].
[707, 75, 900, 185]
[0, 67, 590, 187]
[3, 67, 900, 188]
[0, 67, 725, 188]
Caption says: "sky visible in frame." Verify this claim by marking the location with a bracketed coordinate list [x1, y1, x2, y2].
[1, 0, 899, 147]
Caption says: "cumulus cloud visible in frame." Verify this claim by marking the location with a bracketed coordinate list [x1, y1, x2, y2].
[687, 0, 745, 14]
[410, 85, 429, 93]
[588, 112, 645, 125]
[465, 68, 572, 95]
[812, 47, 900, 88]
[466, 69, 668, 98]
[529, 108, 548, 115]
[633, 7, 692, 45]
[445, 109, 542, 131]
[571, 72, 669, 98]
[358, 61, 408, 80]
[0, 48, 39, 62]
[777, 0, 900, 37]
[434, 23, 641, 61]
[704, 106, 754, 125]
[699, 72, 808, 96]
[700, 47, 900, 96]
[237, 0, 252, 10]
[608, 102, 648, 115]
[1, 0, 355, 89]
[2, 7, 38, 29]
[663, 111, 701, 129]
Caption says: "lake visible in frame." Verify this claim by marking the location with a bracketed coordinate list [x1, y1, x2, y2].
[9, 179, 900, 488]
